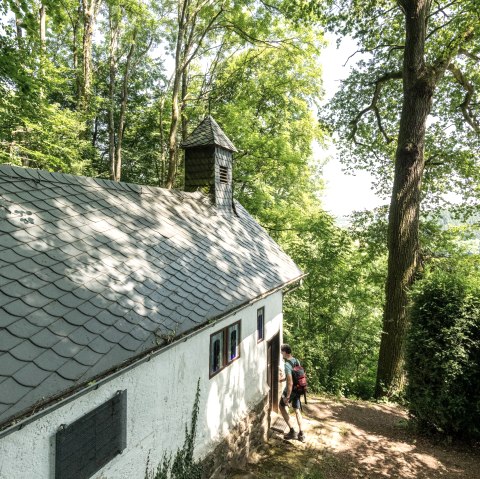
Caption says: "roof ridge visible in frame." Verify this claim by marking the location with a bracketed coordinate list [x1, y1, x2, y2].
[0, 164, 203, 200]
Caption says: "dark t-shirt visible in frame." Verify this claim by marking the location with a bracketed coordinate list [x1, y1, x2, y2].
[283, 357, 300, 396]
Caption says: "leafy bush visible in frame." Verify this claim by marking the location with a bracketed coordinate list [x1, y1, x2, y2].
[406, 260, 480, 440]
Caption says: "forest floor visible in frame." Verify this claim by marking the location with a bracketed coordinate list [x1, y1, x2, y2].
[227, 395, 480, 479]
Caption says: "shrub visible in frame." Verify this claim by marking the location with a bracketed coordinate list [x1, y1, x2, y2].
[406, 261, 480, 440]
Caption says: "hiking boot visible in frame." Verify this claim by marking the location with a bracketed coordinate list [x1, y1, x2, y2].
[298, 431, 306, 442]
[284, 429, 296, 440]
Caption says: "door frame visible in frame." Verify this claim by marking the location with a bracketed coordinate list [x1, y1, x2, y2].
[267, 333, 280, 414]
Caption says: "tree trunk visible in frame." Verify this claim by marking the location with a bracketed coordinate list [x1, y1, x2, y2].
[113, 32, 136, 182]
[80, 0, 99, 111]
[14, 1, 23, 41]
[72, 4, 82, 105]
[165, 0, 192, 189]
[39, 3, 46, 98]
[108, 7, 119, 181]
[375, 0, 435, 398]
[39, 4, 46, 48]
[165, 35, 185, 189]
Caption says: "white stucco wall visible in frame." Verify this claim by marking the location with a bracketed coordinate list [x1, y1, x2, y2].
[0, 291, 283, 479]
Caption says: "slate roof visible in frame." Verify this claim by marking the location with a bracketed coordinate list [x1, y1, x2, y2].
[0, 164, 302, 430]
[181, 116, 238, 152]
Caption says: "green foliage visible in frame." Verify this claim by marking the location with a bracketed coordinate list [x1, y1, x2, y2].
[146, 379, 203, 479]
[281, 208, 386, 399]
[406, 259, 480, 440]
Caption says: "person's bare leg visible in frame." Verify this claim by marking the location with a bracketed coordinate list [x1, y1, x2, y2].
[294, 409, 303, 432]
[279, 402, 293, 429]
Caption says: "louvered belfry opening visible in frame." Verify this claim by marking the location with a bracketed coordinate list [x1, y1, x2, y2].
[181, 116, 237, 214]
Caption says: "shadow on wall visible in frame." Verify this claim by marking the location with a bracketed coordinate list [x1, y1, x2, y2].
[204, 326, 267, 448]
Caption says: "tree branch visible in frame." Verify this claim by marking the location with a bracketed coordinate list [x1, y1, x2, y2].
[343, 44, 404, 67]
[447, 63, 480, 134]
[348, 71, 402, 144]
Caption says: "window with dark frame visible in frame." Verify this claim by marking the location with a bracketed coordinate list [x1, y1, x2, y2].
[210, 320, 241, 377]
[257, 307, 264, 342]
[55, 390, 127, 479]
[219, 166, 229, 184]
[227, 322, 240, 362]
[210, 330, 224, 375]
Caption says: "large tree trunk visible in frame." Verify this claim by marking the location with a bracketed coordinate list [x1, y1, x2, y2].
[375, 0, 435, 398]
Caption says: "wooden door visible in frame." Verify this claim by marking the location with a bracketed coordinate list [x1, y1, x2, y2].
[267, 333, 280, 413]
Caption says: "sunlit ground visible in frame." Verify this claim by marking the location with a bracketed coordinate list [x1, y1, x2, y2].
[227, 395, 480, 479]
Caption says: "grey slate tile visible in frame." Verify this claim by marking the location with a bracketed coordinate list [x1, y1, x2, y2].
[25, 308, 55, 328]
[0, 308, 20, 328]
[0, 291, 15, 308]
[56, 360, 89, 381]
[89, 294, 110, 310]
[68, 328, 97, 346]
[35, 268, 63, 283]
[73, 348, 102, 367]
[52, 338, 82, 358]
[0, 353, 29, 376]
[18, 273, 48, 289]
[57, 293, 84, 309]
[63, 308, 93, 327]
[0, 264, 29, 281]
[101, 327, 126, 344]
[7, 318, 42, 339]
[77, 300, 102, 317]
[15, 258, 45, 274]
[22, 291, 53, 309]
[84, 318, 108, 335]
[1, 280, 31, 299]
[3, 299, 37, 318]
[43, 301, 71, 318]
[48, 318, 77, 337]
[9, 340, 44, 362]
[118, 335, 143, 352]
[14, 363, 52, 387]
[88, 336, 112, 355]
[0, 248, 24, 263]
[30, 328, 61, 349]
[34, 349, 68, 372]
[0, 377, 31, 404]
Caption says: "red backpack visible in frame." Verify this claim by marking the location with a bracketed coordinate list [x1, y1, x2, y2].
[287, 359, 308, 402]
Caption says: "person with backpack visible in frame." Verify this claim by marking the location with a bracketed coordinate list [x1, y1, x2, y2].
[279, 343, 306, 442]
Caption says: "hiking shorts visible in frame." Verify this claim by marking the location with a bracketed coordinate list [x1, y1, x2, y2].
[280, 393, 301, 410]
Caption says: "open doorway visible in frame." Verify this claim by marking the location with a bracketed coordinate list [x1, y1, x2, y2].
[267, 333, 280, 414]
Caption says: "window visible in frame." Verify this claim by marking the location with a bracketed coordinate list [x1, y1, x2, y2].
[219, 166, 229, 184]
[210, 330, 224, 375]
[257, 307, 264, 343]
[227, 322, 241, 362]
[55, 390, 127, 479]
[210, 320, 241, 377]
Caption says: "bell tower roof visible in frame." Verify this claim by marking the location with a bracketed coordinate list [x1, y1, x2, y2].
[181, 116, 238, 152]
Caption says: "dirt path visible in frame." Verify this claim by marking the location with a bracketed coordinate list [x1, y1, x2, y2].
[228, 396, 480, 479]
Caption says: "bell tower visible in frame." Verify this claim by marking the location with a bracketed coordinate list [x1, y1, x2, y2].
[181, 116, 237, 213]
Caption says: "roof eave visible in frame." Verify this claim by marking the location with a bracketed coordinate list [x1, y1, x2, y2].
[0, 273, 305, 439]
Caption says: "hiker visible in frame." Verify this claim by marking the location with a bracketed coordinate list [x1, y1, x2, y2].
[279, 343, 305, 442]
